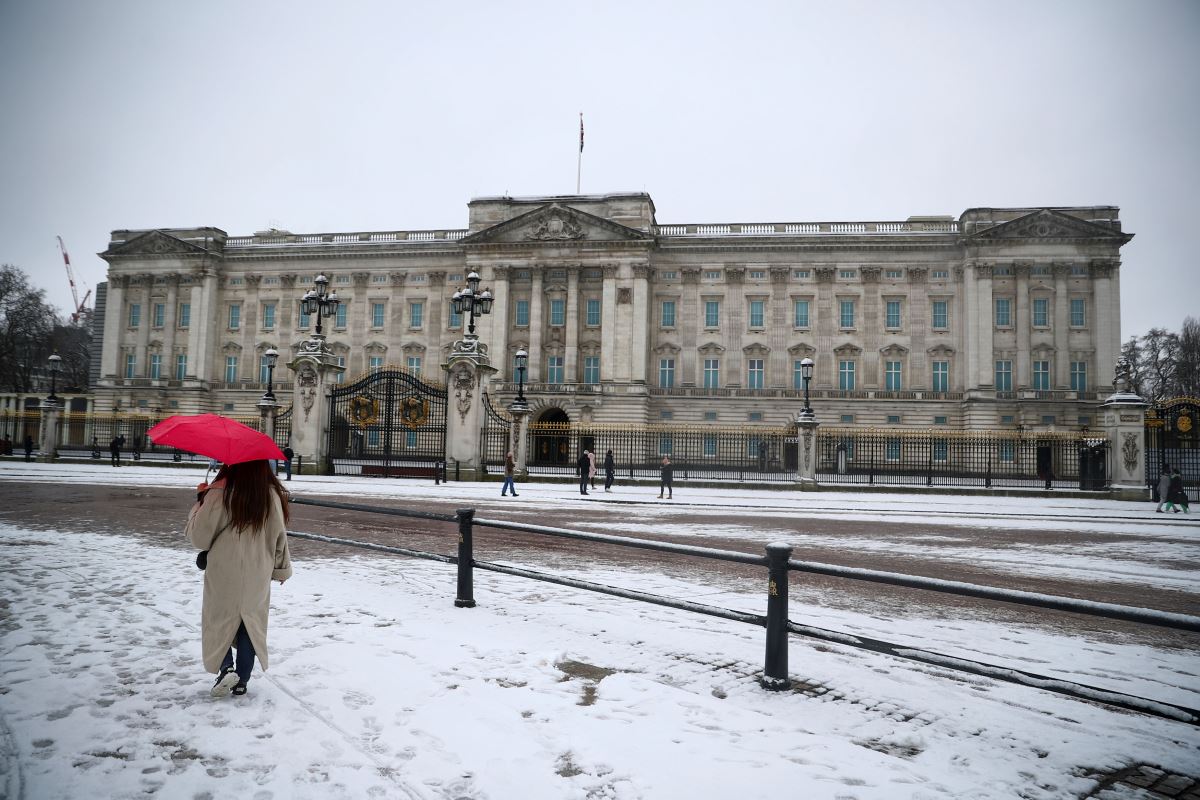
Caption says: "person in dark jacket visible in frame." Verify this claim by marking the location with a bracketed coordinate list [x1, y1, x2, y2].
[281, 446, 294, 481]
[1156, 467, 1174, 513]
[1167, 467, 1190, 513]
[603, 449, 615, 492]
[577, 451, 590, 495]
[109, 435, 125, 467]
[658, 455, 673, 499]
[501, 451, 518, 497]
[24, 435, 34, 462]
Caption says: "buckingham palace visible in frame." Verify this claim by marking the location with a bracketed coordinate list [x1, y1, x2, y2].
[92, 192, 1131, 431]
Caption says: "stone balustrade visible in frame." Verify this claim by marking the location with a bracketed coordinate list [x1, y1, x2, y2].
[219, 220, 959, 249]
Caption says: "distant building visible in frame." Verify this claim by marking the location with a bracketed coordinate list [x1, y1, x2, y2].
[94, 193, 1130, 429]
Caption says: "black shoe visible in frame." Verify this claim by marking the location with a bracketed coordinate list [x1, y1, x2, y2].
[231, 681, 248, 696]
[512, 493, 518, 497]
[211, 666, 238, 697]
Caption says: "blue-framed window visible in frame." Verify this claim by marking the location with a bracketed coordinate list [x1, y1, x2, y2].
[995, 360, 1012, 392]
[372, 302, 386, 328]
[153, 303, 165, 328]
[1070, 361, 1087, 392]
[225, 356, 238, 383]
[262, 303, 276, 330]
[178, 303, 191, 328]
[749, 300, 765, 328]
[995, 298, 1012, 327]
[149, 354, 162, 380]
[549, 299, 565, 326]
[1033, 360, 1051, 391]
[586, 299, 601, 326]
[1033, 297, 1049, 327]
[334, 303, 347, 329]
[793, 299, 810, 328]
[838, 360, 855, 391]
[661, 301, 676, 327]
[583, 356, 600, 385]
[515, 300, 529, 327]
[885, 300, 902, 329]
[1070, 298, 1086, 327]
[839, 300, 855, 328]
[932, 360, 949, 392]
[703, 358, 719, 388]
[885, 361, 902, 391]
[128, 303, 141, 328]
[229, 304, 241, 330]
[704, 300, 720, 328]
[546, 356, 564, 384]
[659, 358, 675, 388]
[931, 300, 948, 329]
[746, 359, 764, 389]
[175, 354, 187, 380]
[409, 302, 423, 329]
[125, 353, 136, 378]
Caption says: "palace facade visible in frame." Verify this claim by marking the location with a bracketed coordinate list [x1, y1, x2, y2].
[94, 192, 1131, 430]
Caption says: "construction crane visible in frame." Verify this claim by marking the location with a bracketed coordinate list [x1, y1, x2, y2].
[57, 236, 92, 324]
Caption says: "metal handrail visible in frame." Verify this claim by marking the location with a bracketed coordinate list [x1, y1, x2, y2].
[286, 495, 1200, 723]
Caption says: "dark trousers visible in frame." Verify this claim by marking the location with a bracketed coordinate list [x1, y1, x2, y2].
[579, 474, 589, 494]
[284, 458, 292, 480]
[110, 451, 120, 466]
[604, 471, 614, 490]
[220, 621, 257, 683]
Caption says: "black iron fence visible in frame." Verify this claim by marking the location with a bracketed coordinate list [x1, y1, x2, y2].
[524, 422, 1110, 490]
[1145, 398, 1200, 499]
[816, 427, 1109, 490]
[287, 496, 1200, 725]
[481, 393, 511, 474]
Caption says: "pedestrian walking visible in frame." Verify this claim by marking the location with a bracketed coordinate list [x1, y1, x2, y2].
[501, 450, 518, 497]
[577, 450, 591, 495]
[282, 446, 294, 481]
[1167, 467, 1190, 513]
[658, 455, 673, 499]
[603, 448, 615, 492]
[587, 449, 597, 489]
[24, 435, 34, 462]
[186, 460, 293, 698]
[1156, 467, 1174, 513]
[109, 435, 125, 467]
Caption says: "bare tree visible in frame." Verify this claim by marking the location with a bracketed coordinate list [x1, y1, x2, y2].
[1175, 316, 1200, 398]
[1120, 335, 1146, 396]
[0, 264, 61, 392]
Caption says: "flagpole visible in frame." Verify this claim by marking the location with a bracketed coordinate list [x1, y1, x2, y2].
[576, 112, 583, 194]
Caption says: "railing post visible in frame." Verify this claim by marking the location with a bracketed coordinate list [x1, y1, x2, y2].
[761, 542, 793, 691]
[454, 508, 476, 608]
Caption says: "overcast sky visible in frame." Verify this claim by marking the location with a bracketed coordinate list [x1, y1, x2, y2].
[2, 0, 1196, 340]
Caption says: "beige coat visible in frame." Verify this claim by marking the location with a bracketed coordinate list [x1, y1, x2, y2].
[186, 482, 293, 673]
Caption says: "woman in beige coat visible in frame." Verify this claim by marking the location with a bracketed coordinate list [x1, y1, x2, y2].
[187, 460, 293, 697]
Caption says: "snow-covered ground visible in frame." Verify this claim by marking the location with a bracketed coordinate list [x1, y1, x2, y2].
[1, 462, 1198, 799]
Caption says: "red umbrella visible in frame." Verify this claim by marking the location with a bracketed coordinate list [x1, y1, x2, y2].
[147, 414, 284, 465]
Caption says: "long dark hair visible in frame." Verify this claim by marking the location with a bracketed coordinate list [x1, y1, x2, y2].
[216, 460, 290, 532]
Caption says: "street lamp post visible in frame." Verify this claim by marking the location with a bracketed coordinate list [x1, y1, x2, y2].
[47, 351, 62, 404]
[798, 357, 814, 420]
[451, 271, 494, 337]
[300, 274, 340, 336]
[262, 348, 279, 402]
[514, 348, 528, 405]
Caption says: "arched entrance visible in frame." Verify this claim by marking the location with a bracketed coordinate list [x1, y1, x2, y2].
[531, 407, 572, 467]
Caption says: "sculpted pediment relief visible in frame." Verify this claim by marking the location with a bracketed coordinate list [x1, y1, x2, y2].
[103, 230, 214, 258]
[459, 203, 652, 246]
[698, 342, 726, 355]
[969, 209, 1130, 243]
[787, 343, 815, 357]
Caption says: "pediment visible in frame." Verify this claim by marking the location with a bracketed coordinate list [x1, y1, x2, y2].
[459, 203, 652, 246]
[969, 210, 1130, 243]
[102, 230, 213, 258]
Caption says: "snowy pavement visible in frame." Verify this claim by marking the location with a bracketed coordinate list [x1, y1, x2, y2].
[1, 463, 1199, 798]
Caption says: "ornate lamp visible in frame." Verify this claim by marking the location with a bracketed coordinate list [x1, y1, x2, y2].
[301, 274, 340, 336]
[514, 348, 528, 403]
[47, 351, 62, 404]
[263, 347, 279, 402]
[799, 357, 814, 419]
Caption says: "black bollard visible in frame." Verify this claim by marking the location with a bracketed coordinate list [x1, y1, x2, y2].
[761, 542, 793, 691]
[454, 508, 476, 608]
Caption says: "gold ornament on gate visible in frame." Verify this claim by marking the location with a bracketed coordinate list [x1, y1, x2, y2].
[399, 396, 430, 428]
[1179, 415, 1193, 434]
[348, 395, 380, 428]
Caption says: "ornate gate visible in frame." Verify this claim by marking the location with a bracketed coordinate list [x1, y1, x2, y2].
[481, 393, 511, 474]
[1145, 397, 1200, 498]
[272, 405, 292, 449]
[328, 368, 447, 476]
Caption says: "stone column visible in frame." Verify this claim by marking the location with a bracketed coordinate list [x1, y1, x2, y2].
[192, 267, 220, 383]
[287, 335, 345, 474]
[528, 268, 544, 382]
[489, 266, 510, 379]
[1093, 260, 1118, 390]
[134, 277, 151, 377]
[164, 275, 180, 377]
[969, 263, 994, 391]
[680, 267, 701, 385]
[1015, 263, 1031, 388]
[814, 267, 836, 387]
[631, 264, 651, 383]
[724, 266, 745, 385]
[908, 268, 928, 389]
[600, 265, 618, 382]
[442, 335, 497, 481]
[860, 268, 881, 388]
[565, 266, 580, 382]
[37, 400, 62, 463]
[1053, 263, 1070, 388]
[101, 275, 126, 378]
[1101, 385, 1148, 500]
[769, 268, 789, 387]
